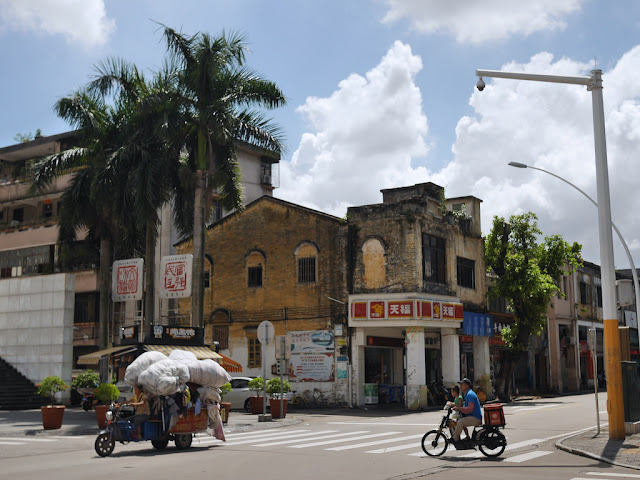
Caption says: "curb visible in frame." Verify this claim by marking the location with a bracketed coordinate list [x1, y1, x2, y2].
[555, 432, 640, 471]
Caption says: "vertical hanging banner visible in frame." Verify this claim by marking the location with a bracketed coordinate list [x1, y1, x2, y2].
[112, 258, 144, 301]
[159, 254, 193, 298]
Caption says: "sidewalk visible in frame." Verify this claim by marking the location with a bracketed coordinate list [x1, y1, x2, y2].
[557, 426, 640, 470]
[0, 407, 300, 437]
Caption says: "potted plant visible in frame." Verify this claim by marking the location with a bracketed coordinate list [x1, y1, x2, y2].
[71, 369, 100, 410]
[266, 377, 291, 419]
[93, 382, 120, 428]
[37, 376, 69, 430]
[247, 377, 265, 414]
[219, 382, 232, 424]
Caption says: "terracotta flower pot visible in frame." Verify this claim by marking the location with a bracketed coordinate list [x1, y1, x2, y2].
[249, 396, 265, 414]
[41, 405, 65, 430]
[95, 405, 110, 428]
[220, 402, 231, 424]
[269, 398, 288, 419]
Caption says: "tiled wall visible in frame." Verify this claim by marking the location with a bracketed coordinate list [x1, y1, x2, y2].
[0, 273, 74, 394]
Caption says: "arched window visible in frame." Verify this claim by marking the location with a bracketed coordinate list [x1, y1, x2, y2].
[362, 238, 386, 289]
[247, 251, 264, 288]
[295, 242, 318, 283]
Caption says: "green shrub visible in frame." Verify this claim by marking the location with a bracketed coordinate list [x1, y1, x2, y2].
[266, 377, 291, 397]
[71, 370, 100, 390]
[247, 377, 264, 395]
[94, 383, 120, 404]
[37, 376, 69, 405]
[220, 382, 232, 400]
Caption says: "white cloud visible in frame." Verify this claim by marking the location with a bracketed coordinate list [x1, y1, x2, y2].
[0, 0, 115, 47]
[439, 49, 640, 269]
[381, 0, 583, 44]
[277, 40, 430, 216]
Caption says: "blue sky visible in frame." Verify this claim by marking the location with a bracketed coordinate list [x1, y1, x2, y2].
[1, 0, 640, 269]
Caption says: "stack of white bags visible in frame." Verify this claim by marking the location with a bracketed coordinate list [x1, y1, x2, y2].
[124, 349, 232, 395]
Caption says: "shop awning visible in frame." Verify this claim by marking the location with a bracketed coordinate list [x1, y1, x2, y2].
[77, 346, 138, 365]
[218, 353, 243, 373]
[143, 345, 222, 360]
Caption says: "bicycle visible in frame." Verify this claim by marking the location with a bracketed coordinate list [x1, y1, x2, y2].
[421, 405, 507, 457]
[290, 391, 308, 409]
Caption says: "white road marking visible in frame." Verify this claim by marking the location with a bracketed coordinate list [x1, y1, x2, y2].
[585, 473, 640, 478]
[224, 429, 309, 439]
[367, 442, 423, 454]
[0, 441, 24, 445]
[504, 450, 553, 463]
[290, 431, 402, 449]
[196, 429, 311, 445]
[0, 437, 56, 442]
[326, 434, 423, 451]
[328, 422, 438, 426]
[251, 431, 347, 446]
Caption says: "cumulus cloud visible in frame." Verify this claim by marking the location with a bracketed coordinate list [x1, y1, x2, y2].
[0, 0, 115, 47]
[277, 40, 430, 215]
[381, 0, 583, 44]
[438, 49, 640, 268]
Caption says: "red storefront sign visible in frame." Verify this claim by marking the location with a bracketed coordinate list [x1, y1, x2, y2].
[419, 301, 432, 318]
[388, 301, 413, 318]
[369, 301, 386, 318]
[350, 299, 464, 321]
[352, 302, 367, 319]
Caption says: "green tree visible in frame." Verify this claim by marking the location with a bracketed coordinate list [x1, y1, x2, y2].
[485, 212, 582, 401]
[160, 25, 286, 327]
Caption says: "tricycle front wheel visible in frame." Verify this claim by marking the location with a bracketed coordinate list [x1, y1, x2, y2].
[421, 430, 448, 457]
[95, 433, 115, 457]
[175, 434, 193, 450]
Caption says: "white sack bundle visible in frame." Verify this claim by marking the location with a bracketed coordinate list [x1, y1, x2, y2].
[169, 349, 198, 364]
[197, 386, 221, 404]
[186, 359, 231, 387]
[138, 358, 190, 396]
[124, 351, 167, 386]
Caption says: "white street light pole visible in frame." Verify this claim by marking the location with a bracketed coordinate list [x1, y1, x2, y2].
[477, 68, 625, 439]
[508, 161, 640, 325]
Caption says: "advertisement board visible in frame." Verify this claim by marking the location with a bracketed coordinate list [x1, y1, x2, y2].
[289, 353, 334, 381]
[159, 254, 193, 298]
[112, 258, 144, 301]
[289, 330, 334, 354]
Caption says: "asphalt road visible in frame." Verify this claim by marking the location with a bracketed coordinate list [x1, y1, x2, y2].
[1, 393, 636, 480]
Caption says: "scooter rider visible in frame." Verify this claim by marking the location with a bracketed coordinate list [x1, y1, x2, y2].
[452, 378, 482, 444]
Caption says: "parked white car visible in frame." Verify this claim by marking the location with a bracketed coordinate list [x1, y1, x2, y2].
[224, 377, 254, 411]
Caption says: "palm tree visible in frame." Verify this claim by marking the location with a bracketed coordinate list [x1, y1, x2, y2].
[31, 89, 143, 349]
[160, 25, 286, 326]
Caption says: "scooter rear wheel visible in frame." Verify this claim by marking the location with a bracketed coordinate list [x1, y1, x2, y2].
[421, 430, 448, 456]
[95, 433, 115, 457]
[478, 429, 506, 457]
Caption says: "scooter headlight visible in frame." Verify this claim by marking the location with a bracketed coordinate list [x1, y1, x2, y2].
[105, 411, 113, 422]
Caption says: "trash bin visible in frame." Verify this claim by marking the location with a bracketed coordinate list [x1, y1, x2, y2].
[621, 361, 640, 422]
[364, 384, 378, 404]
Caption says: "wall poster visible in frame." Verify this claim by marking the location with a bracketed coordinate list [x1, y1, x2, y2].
[289, 353, 335, 381]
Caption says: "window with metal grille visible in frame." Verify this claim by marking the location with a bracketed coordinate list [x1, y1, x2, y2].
[248, 338, 262, 368]
[248, 266, 262, 287]
[212, 325, 229, 350]
[422, 234, 446, 283]
[204, 271, 210, 289]
[456, 257, 475, 289]
[298, 257, 316, 283]
[43, 202, 53, 218]
[580, 281, 590, 304]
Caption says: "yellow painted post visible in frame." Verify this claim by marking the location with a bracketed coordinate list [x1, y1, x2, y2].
[604, 319, 625, 438]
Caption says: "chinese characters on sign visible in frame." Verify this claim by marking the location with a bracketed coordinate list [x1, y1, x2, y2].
[350, 299, 464, 321]
[112, 258, 144, 301]
[159, 255, 193, 299]
[289, 354, 335, 381]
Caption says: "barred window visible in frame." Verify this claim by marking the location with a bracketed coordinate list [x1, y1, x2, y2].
[212, 325, 229, 350]
[248, 266, 263, 287]
[298, 257, 316, 283]
[248, 338, 262, 368]
[423, 234, 446, 283]
[456, 257, 475, 289]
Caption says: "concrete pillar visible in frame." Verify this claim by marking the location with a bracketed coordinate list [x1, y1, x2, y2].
[405, 327, 425, 410]
[441, 328, 460, 386]
[473, 335, 490, 383]
[352, 328, 366, 406]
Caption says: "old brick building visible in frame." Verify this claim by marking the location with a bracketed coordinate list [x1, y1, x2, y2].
[176, 196, 349, 404]
[347, 183, 487, 408]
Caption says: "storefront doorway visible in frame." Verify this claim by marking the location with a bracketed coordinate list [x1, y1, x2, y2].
[364, 346, 403, 404]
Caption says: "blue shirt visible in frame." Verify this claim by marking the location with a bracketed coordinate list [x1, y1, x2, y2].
[463, 389, 482, 421]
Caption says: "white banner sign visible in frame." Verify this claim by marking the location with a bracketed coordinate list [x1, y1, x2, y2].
[289, 330, 334, 354]
[159, 254, 193, 298]
[289, 354, 335, 382]
[112, 258, 144, 301]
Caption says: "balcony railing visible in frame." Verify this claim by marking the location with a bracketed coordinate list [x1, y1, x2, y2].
[0, 215, 58, 233]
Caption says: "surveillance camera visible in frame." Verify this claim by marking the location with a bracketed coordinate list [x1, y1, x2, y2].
[476, 77, 485, 92]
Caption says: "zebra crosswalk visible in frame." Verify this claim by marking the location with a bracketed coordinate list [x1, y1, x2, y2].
[194, 426, 552, 463]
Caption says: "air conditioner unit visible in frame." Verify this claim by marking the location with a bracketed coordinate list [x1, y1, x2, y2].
[261, 174, 271, 185]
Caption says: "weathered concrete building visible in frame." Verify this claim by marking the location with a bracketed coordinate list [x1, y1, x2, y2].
[347, 182, 487, 408]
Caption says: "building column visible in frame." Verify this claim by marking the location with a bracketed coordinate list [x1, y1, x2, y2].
[441, 328, 460, 387]
[352, 328, 366, 406]
[473, 335, 490, 384]
[405, 327, 425, 410]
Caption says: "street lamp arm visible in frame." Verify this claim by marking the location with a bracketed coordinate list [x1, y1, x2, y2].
[509, 162, 640, 325]
[476, 69, 592, 87]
